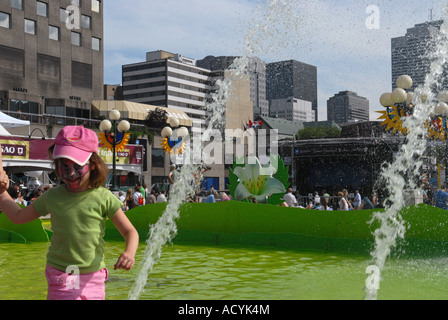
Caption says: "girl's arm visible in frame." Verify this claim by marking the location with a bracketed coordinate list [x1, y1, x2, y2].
[0, 191, 40, 224]
[111, 209, 139, 270]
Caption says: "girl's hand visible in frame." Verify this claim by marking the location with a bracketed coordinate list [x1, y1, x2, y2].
[114, 251, 135, 270]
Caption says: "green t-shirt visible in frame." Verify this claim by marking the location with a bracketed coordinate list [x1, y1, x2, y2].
[33, 185, 123, 274]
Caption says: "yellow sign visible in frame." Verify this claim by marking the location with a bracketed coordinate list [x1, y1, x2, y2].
[0, 139, 30, 160]
[98, 147, 131, 165]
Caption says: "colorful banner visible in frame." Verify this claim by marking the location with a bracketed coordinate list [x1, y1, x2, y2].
[98, 145, 143, 165]
[0, 136, 143, 166]
[0, 137, 53, 160]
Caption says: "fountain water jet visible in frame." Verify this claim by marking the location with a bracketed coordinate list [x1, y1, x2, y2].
[366, 13, 448, 300]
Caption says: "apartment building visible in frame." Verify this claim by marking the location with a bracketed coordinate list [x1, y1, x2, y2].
[327, 91, 369, 125]
[269, 97, 315, 122]
[122, 50, 211, 133]
[197, 55, 268, 118]
[266, 60, 318, 122]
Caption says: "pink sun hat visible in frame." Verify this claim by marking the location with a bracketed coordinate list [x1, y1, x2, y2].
[53, 126, 99, 166]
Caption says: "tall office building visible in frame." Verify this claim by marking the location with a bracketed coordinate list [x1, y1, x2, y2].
[392, 20, 446, 90]
[327, 91, 369, 125]
[269, 97, 315, 122]
[266, 60, 318, 122]
[123, 50, 253, 132]
[0, 0, 104, 123]
[122, 50, 211, 132]
[197, 55, 269, 118]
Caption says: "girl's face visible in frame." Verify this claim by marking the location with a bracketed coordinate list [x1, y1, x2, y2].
[58, 158, 91, 192]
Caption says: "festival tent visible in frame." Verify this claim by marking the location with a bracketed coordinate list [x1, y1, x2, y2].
[0, 125, 11, 136]
[0, 111, 30, 128]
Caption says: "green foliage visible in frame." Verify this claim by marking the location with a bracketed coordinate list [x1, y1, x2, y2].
[267, 156, 290, 205]
[128, 108, 169, 146]
[227, 159, 245, 201]
[128, 125, 151, 144]
[145, 108, 168, 129]
[297, 126, 341, 140]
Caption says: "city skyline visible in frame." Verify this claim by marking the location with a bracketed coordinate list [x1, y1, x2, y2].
[103, 0, 448, 122]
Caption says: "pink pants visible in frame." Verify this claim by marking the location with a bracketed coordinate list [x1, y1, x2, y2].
[45, 265, 108, 300]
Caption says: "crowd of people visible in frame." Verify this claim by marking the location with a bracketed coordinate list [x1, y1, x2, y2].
[281, 187, 378, 211]
[116, 181, 235, 211]
[7, 183, 52, 208]
[116, 181, 234, 211]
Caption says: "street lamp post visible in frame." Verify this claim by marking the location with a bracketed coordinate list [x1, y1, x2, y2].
[379, 75, 448, 187]
[99, 109, 130, 192]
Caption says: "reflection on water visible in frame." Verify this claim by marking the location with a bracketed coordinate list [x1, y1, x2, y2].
[1, 241, 448, 300]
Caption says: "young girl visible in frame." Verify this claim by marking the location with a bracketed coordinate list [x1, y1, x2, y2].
[0, 125, 139, 300]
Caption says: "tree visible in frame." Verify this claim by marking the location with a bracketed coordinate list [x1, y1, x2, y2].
[296, 126, 341, 140]
[145, 108, 168, 129]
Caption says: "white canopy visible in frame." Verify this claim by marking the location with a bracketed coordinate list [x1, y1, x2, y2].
[0, 124, 11, 136]
[0, 111, 30, 128]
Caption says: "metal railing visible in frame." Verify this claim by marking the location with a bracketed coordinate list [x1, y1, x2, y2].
[4, 111, 103, 130]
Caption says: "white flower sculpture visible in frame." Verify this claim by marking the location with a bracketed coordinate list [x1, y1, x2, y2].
[233, 156, 286, 203]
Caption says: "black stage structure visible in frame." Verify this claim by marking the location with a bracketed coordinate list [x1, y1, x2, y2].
[279, 122, 404, 201]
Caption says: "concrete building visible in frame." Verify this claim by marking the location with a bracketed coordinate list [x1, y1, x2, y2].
[392, 20, 446, 90]
[0, 0, 104, 132]
[327, 91, 369, 125]
[266, 60, 318, 122]
[269, 97, 315, 122]
[122, 50, 212, 133]
[197, 55, 269, 118]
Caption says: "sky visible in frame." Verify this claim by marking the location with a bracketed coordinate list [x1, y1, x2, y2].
[103, 0, 448, 121]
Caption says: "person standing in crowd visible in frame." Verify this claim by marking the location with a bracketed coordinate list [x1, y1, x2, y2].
[118, 190, 126, 212]
[157, 190, 168, 203]
[343, 189, 354, 210]
[338, 191, 349, 211]
[143, 183, 148, 198]
[353, 190, 362, 210]
[313, 191, 321, 207]
[10, 187, 27, 206]
[168, 164, 176, 184]
[133, 185, 144, 206]
[435, 185, 448, 210]
[137, 182, 146, 200]
[146, 189, 157, 204]
[372, 193, 379, 207]
[220, 192, 231, 201]
[283, 187, 299, 207]
[124, 188, 135, 211]
[205, 189, 218, 203]
[319, 197, 333, 211]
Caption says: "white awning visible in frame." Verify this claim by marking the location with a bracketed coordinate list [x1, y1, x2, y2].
[107, 164, 142, 175]
[0, 111, 30, 128]
[92, 100, 192, 127]
[2, 159, 54, 174]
